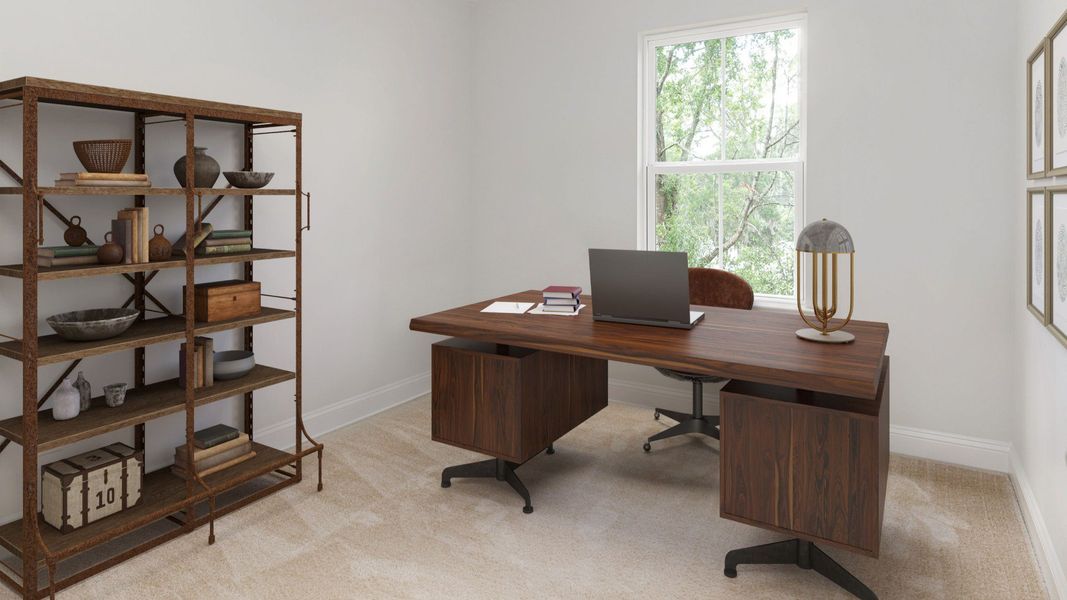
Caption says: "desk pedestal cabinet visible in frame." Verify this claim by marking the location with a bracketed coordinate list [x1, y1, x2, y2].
[720, 357, 890, 600]
[431, 339, 607, 513]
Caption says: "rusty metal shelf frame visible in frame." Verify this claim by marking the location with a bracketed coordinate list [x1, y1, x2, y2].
[0, 78, 322, 600]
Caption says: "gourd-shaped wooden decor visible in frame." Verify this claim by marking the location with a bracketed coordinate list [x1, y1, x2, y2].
[149, 225, 173, 262]
[97, 231, 124, 264]
[64, 216, 87, 247]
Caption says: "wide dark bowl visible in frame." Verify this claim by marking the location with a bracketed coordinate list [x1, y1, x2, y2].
[214, 350, 255, 380]
[46, 308, 139, 341]
[223, 171, 274, 189]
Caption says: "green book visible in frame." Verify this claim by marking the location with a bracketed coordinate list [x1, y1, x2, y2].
[193, 424, 239, 449]
[197, 243, 252, 255]
[208, 229, 252, 240]
[38, 245, 100, 258]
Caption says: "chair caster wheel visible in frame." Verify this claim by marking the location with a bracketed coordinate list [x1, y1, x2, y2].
[724, 567, 737, 578]
[523, 506, 533, 514]
[654, 411, 660, 420]
[643, 442, 651, 452]
[441, 480, 451, 488]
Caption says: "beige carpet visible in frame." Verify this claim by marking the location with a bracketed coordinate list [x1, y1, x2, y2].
[22, 398, 1046, 599]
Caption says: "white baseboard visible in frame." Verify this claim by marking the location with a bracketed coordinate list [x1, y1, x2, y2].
[888, 425, 1012, 473]
[1010, 449, 1067, 600]
[255, 370, 430, 450]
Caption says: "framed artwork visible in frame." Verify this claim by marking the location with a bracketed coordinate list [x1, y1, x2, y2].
[1028, 188, 1049, 322]
[1049, 13, 1067, 175]
[1050, 188, 1067, 346]
[1028, 41, 1050, 178]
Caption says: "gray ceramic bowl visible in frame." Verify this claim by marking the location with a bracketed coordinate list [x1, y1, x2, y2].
[223, 171, 274, 189]
[214, 350, 255, 380]
[46, 308, 139, 341]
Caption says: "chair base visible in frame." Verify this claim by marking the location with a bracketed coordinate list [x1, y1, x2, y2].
[643, 409, 720, 452]
[440, 444, 554, 514]
[724, 538, 877, 600]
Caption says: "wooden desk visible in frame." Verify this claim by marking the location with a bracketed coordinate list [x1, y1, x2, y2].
[410, 290, 890, 600]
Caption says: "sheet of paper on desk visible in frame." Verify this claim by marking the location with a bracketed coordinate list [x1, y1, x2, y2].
[481, 301, 534, 314]
[528, 303, 586, 316]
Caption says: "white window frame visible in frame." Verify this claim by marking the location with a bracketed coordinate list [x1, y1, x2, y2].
[637, 12, 807, 307]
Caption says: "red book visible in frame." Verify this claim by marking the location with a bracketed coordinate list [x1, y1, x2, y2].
[542, 285, 582, 299]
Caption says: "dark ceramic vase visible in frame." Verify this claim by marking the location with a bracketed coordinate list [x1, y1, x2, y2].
[173, 146, 220, 188]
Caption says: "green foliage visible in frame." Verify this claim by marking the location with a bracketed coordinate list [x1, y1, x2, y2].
[654, 29, 800, 296]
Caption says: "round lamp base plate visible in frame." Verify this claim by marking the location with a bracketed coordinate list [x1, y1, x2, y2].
[795, 328, 855, 344]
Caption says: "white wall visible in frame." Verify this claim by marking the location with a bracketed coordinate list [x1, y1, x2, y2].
[1016, 1, 1067, 595]
[0, 0, 474, 520]
[470, 0, 1019, 440]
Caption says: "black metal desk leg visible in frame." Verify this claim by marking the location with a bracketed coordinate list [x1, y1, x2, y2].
[441, 458, 534, 514]
[724, 538, 877, 600]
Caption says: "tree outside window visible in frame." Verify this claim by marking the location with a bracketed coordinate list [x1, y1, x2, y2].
[645, 20, 803, 298]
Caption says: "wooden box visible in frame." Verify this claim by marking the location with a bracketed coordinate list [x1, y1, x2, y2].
[431, 339, 607, 463]
[184, 280, 261, 322]
[42, 443, 144, 534]
[719, 357, 890, 557]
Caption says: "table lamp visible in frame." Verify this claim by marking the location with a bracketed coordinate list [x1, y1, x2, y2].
[795, 218, 856, 344]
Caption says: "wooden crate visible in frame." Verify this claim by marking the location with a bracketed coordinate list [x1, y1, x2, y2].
[42, 443, 144, 534]
[184, 280, 261, 322]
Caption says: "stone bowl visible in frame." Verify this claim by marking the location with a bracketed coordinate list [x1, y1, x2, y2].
[223, 171, 274, 189]
[46, 308, 139, 342]
[213, 350, 255, 380]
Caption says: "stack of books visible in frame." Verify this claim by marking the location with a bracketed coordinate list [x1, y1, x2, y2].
[198, 229, 252, 256]
[112, 207, 150, 264]
[38, 245, 100, 268]
[178, 336, 214, 390]
[172, 425, 255, 480]
[541, 285, 582, 313]
[55, 172, 151, 188]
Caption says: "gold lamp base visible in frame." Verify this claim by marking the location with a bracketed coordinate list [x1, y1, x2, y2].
[795, 328, 855, 344]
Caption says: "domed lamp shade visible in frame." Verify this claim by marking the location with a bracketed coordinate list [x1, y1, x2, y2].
[795, 219, 856, 344]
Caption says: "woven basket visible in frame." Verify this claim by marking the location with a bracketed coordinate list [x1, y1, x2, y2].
[73, 139, 132, 173]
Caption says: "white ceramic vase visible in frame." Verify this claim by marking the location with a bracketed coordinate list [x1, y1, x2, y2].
[52, 378, 80, 421]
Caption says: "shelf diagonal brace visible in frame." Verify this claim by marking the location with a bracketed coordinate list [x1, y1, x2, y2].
[195, 188, 233, 227]
[0, 359, 81, 457]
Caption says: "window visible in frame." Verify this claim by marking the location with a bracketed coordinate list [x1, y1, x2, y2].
[640, 15, 805, 300]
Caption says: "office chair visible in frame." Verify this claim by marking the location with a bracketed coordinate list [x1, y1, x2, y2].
[643, 268, 754, 452]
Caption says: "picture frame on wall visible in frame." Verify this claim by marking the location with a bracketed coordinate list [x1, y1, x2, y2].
[1049, 187, 1067, 346]
[1028, 41, 1050, 178]
[1049, 14, 1067, 175]
[1028, 188, 1049, 322]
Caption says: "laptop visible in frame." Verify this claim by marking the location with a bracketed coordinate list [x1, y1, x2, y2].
[588, 249, 704, 329]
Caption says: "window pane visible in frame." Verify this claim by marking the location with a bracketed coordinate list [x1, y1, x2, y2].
[724, 29, 800, 160]
[655, 173, 720, 262]
[721, 171, 796, 296]
[655, 40, 723, 161]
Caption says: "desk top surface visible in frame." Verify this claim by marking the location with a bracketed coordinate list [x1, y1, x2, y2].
[410, 290, 889, 400]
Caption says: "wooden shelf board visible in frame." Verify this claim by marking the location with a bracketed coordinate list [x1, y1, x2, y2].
[0, 443, 296, 561]
[0, 248, 294, 281]
[0, 365, 294, 452]
[0, 307, 294, 365]
[33, 187, 295, 196]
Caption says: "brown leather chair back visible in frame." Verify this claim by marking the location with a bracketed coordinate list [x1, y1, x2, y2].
[688, 268, 754, 310]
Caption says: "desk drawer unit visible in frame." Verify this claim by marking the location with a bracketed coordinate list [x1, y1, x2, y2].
[719, 357, 890, 557]
[431, 338, 607, 463]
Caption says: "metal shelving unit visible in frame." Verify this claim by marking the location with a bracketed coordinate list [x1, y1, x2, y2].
[0, 77, 323, 599]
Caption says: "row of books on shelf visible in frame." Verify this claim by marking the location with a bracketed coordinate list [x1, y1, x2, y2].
[541, 285, 582, 313]
[55, 172, 152, 188]
[172, 425, 255, 480]
[178, 337, 214, 390]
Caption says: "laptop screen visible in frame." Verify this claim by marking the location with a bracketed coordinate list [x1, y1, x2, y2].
[588, 249, 692, 324]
